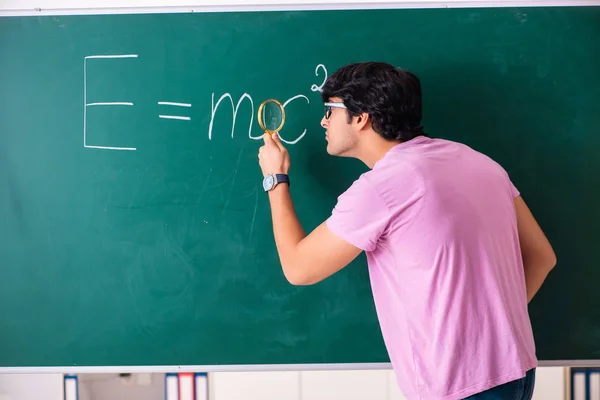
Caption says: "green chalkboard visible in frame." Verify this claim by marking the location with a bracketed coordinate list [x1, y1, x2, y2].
[1, 6, 599, 369]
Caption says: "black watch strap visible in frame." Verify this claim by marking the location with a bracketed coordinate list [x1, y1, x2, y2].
[275, 174, 290, 186]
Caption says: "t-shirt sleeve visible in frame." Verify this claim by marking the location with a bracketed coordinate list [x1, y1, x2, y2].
[325, 176, 390, 252]
[510, 180, 520, 199]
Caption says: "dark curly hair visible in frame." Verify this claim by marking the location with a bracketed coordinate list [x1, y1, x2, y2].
[321, 62, 426, 141]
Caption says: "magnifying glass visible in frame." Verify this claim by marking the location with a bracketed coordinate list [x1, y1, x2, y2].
[258, 99, 285, 136]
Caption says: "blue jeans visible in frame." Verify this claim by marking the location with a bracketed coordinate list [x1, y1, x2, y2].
[463, 369, 536, 400]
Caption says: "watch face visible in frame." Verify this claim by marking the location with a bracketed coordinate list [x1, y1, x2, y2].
[263, 175, 274, 191]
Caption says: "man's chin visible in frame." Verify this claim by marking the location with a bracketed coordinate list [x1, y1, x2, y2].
[326, 146, 348, 158]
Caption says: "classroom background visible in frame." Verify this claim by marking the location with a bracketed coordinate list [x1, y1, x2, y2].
[1, 0, 599, 399]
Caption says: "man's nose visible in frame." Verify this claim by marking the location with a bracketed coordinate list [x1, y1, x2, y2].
[320, 116, 328, 128]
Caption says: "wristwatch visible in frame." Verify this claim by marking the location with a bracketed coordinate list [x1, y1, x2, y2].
[262, 173, 290, 192]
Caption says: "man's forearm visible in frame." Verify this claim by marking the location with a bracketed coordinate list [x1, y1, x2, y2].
[268, 185, 306, 275]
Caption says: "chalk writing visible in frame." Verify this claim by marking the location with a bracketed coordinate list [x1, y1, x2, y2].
[279, 95, 309, 145]
[84, 54, 138, 151]
[209, 93, 254, 141]
[83, 56, 329, 150]
[310, 64, 328, 93]
[158, 101, 192, 121]
[159, 115, 191, 121]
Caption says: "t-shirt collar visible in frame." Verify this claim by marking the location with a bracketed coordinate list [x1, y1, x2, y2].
[373, 135, 430, 169]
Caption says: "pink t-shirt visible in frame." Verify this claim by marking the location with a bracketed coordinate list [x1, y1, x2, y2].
[326, 136, 537, 400]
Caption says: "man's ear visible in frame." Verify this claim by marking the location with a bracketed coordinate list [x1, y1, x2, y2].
[354, 113, 371, 131]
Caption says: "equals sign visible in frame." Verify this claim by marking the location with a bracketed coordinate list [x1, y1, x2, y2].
[158, 102, 192, 120]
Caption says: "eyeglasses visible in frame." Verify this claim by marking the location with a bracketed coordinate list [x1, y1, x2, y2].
[324, 102, 347, 119]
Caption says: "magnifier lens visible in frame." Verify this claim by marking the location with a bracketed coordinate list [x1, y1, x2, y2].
[261, 101, 284, 133]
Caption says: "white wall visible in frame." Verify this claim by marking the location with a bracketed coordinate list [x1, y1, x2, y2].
[532, 367, 567, 400]
[0, 368, 566, 400]
[0, 374, 63, 400]
[208, 368, 565, 400]
[209, 369, 403, 400]
[78, 373, 163, 400]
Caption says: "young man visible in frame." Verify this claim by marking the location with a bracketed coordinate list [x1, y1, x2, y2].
[257, 62, 556, 400]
